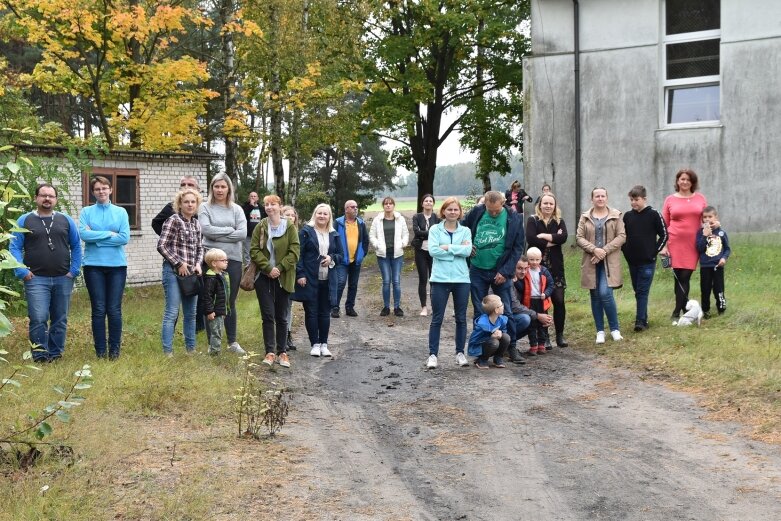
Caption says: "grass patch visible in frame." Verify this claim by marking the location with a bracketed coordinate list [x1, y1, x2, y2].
[563, 232, 781, 441]
[0, 286, 268, 519]
[364, 198, 419, 213]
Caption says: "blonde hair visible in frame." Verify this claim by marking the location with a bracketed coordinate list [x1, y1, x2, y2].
[282, 205, 298, 225]
[482, 294, 503, 314]
[526, 246, 542, 259]
[208, 173, 235, 206]
[204, 248, 227, 267]
[535, 193, 561, 224]
[307, 203, 334, 231]
[173, 188, 203, 213]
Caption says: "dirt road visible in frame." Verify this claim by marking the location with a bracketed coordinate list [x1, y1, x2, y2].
[267, 267, 781, 521]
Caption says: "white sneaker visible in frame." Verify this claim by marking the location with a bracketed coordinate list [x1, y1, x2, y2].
[420, 308, 428, 316]
[672, 319, 678, 326]
[610, 330, 623, 341]
[228, 342, 246, 355]
[595, 331, 606, 344]
[426, 354, 438, 368]
[320, 344, 332, 357]
[310, 343, 321, 357]
[456, 352, 469, 367]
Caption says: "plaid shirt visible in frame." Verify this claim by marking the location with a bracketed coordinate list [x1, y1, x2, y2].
[157, 213, 204, 269]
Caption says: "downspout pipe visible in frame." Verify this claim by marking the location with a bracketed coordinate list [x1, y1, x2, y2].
[573, 0, 582, 219]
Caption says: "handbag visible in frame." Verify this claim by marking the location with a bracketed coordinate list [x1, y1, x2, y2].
[176, 273, 202, 296]
[240, 262, 258, 291]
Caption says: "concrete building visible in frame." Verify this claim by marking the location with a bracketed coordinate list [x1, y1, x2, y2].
[20, 145, 217, 285]
[523, 0, 781, 231]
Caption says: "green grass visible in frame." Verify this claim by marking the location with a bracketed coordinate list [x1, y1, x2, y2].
[364, 199, 419, 213]
[562, 232, 781, 441]
[0, 286, 266, 519]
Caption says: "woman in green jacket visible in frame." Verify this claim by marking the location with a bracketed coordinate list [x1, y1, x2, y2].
[250, 194, 300, 367]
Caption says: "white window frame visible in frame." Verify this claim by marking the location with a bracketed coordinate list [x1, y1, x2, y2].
[661, 7, 721, 128]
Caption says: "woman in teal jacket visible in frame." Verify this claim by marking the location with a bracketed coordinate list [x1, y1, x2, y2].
[425, 197, 473, 369]
[79, 175, 130, 359]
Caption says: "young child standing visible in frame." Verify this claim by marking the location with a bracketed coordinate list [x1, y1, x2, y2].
[696, 206, 730, 318]
[621, 185, 668, 332]
[467, 294, 510, 369]
[202, 248, 231, 356]
[523, 247, 554, 354]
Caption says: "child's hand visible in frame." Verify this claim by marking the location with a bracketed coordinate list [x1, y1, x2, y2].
[207, 312, 215, 321]
[491, 329, 503, 339]
[718, 258, 726, 267]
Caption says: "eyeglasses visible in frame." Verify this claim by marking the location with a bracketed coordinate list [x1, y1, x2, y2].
[38, 194, 57, 199]
[215, 258, 228, 262]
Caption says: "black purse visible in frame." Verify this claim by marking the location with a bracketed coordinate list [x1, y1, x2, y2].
[176, 273, 202, 296]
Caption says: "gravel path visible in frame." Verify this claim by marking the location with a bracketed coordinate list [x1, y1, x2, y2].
[266, 266, 781, 521]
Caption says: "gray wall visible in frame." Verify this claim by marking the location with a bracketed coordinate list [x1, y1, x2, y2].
[523, 0, 781, 231]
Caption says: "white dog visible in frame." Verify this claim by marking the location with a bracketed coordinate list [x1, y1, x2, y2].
[676, 299, 704, 327]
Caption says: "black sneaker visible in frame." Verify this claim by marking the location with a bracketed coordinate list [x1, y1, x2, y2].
[394, 307, 404, 317]
[703, 311, 712, 319]
[346, 308, 358, 317]
[380, 307, 390, 316]
[634, 323, 647, 332]
[331, 307, 340, 318]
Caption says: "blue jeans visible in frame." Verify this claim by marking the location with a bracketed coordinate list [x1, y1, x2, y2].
[303, 279, 331, 345]
[510, 313, 532, 344]
[378, 255, 403, 309]
[83, 265, 127, 358]
[629, 262, 655, 326]
[469, 265, 513, 318]
[428, 282, 470, 356]
[161, 262, 197, 354]
[335, 261, 362, 311]
[589, 262, 619, 332]
[24, 274, 75, 361]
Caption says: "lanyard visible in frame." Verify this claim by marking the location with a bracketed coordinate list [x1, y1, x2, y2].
[35, 211, 57, 251]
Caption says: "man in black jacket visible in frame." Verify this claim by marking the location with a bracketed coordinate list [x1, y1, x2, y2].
[622, 185, 668, 332]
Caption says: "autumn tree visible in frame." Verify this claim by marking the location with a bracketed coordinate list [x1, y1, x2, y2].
[362, 0, 530, 210]
[4, 0, 218, 150]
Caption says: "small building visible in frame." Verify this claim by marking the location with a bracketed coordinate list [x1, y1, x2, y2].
[19, 145, 218, 285]
[523, 0, 781, 231]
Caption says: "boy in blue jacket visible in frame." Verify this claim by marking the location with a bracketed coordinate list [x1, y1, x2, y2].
[468, 294, 510, 368]
[696, 206, 731, 318]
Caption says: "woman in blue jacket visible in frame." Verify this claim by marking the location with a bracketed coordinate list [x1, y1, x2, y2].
[425, 197, 472, 369]
[79, 175, 130, 359]
[292, 203, 343, 358]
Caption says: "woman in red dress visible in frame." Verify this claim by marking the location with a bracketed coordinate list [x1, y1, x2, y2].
[660, 168, 707, 323]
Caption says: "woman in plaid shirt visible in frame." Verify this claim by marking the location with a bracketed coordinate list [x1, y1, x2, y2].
[157, 188, 204, 356]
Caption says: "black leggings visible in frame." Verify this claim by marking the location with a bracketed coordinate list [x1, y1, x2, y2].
[672, 268, 693, 316]
[550, 286, 566, 336]
[415, 248, 433, 307]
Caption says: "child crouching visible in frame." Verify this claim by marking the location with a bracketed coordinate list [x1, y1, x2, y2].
[202, 248, 230, 355]
[468, 294, 511, 368]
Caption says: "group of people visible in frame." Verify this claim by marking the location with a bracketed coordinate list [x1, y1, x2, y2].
[11, 168, 729, 370]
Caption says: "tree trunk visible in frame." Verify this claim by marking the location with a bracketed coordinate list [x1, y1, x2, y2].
[269, 1, 285, 198]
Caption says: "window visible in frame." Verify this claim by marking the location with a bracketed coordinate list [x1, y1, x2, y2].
[663, 0, 720, 125]
[83, 168, 140, 229]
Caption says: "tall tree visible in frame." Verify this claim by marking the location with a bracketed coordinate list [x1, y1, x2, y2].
[363, 0, 530, 210]
[5, 0, 217, 150]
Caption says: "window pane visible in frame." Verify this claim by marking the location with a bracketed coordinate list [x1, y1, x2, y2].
[667, 85, 720, 124]
[666, 39, 719, 79]
[666, 0, 720, 35]
[115, 176, 137, 204]
[120, 205, 136, 227]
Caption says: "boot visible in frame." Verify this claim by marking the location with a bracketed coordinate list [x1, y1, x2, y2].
[556, 333, 568, 348]
[286, 331, 296, 351]
[543, 329, 553, 351]
[507, 344, 526, 365]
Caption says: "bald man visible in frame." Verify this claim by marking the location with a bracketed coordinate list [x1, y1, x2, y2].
[332, 200, 370, 317]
